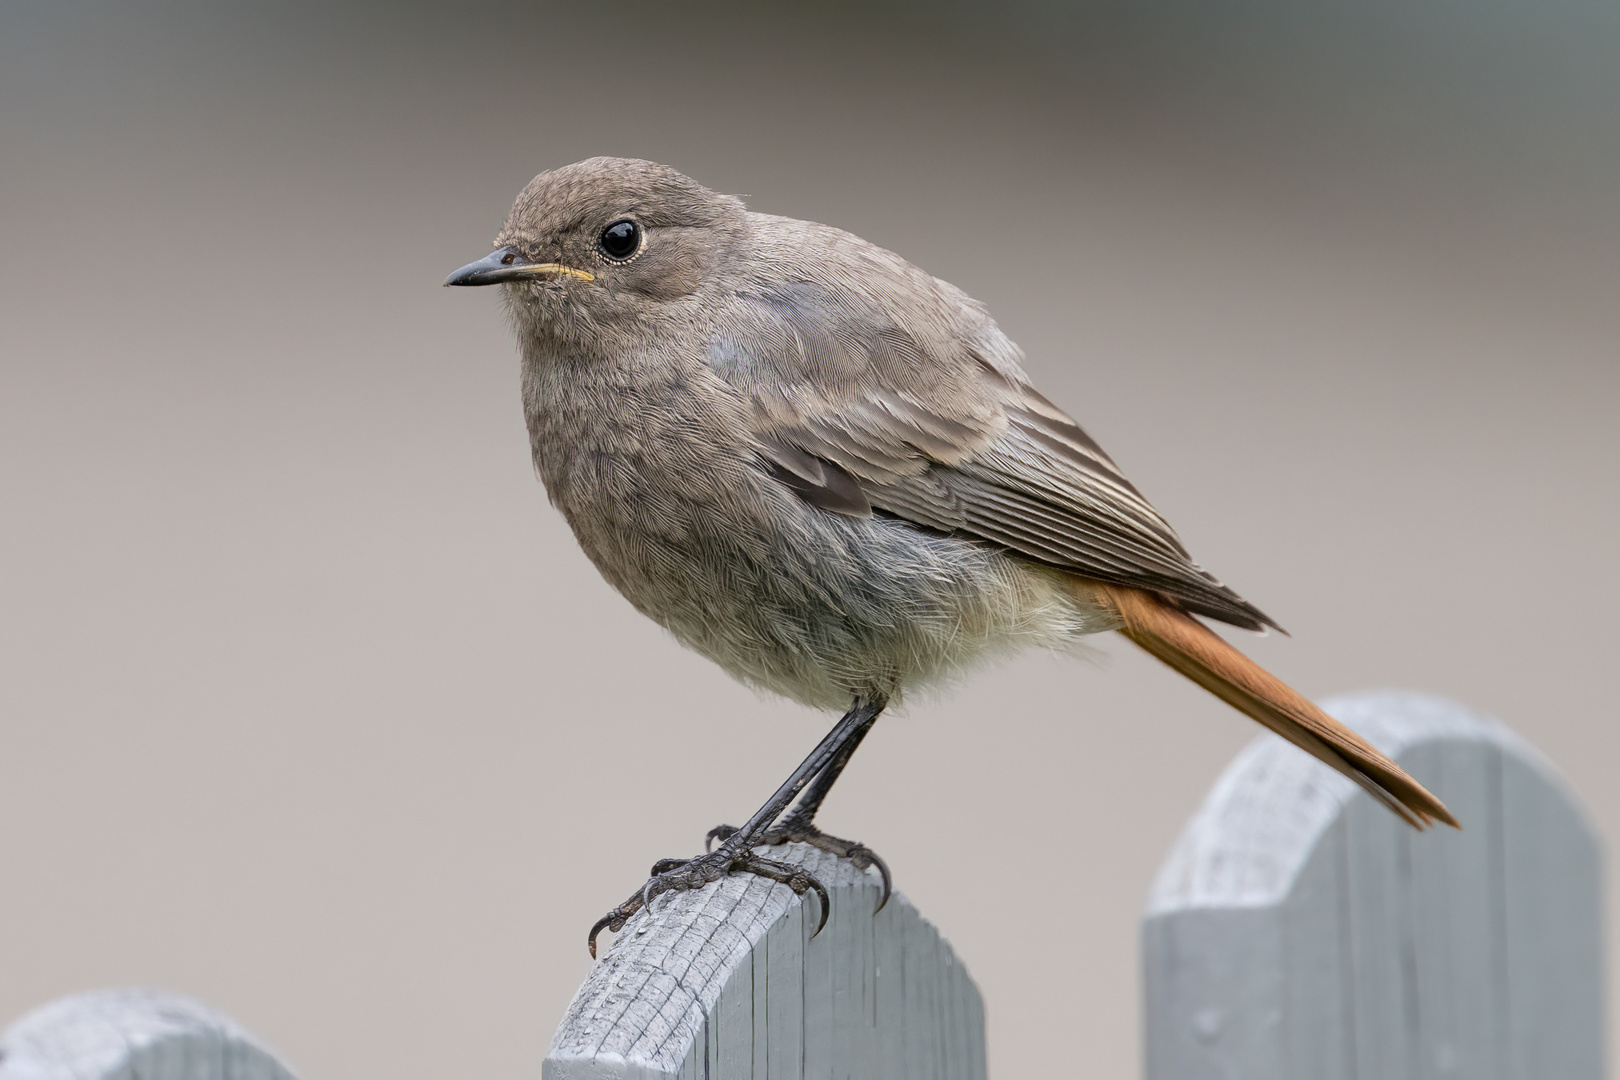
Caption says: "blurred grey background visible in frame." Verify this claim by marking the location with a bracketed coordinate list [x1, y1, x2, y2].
[1, 1, 1615, 1076]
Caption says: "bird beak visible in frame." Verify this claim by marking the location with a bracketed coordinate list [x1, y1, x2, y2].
[443, 246, 596, 287]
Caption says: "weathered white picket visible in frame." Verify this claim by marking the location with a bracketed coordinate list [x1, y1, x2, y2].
[1143, 690, 1604, 1079]
[544, 843, 984, 1080]
[2, 692, 1601, 1080]
[0, 988, 294, 1080]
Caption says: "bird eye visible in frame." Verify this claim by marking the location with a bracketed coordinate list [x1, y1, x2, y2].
[598, 219, 641, 261]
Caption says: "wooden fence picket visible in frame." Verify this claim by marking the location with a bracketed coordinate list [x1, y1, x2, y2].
[1142, 691, 1603, 1080]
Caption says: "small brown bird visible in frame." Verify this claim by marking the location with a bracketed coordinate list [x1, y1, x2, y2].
[446, 157, 1457, 956]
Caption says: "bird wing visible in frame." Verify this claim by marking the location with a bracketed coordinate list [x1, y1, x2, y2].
[706, 263, 1276, 631]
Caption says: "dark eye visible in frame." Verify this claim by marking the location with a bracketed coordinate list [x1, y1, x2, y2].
[598, 219, 641, 261]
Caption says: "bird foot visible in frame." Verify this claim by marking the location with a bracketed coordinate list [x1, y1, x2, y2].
[706, 818, 892, 913]
[587, 845, 829, 959]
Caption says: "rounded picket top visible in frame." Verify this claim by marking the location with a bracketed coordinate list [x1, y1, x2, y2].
[0, 988, 297, 1080]
[1144, 690, 1603, 1080]
[545, 841, 985, 1080]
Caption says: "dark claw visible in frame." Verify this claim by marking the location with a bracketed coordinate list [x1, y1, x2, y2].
[641, 877, 658, 918]
[587, 914, 614, 959]
[587, 905, 634, 960]
[863, 846, 893, 914]
[704, 824, 738, 853]
[804, 869, 831, 937]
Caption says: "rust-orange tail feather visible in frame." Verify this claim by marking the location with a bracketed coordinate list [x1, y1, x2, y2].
[1094, 583, 1459, 830]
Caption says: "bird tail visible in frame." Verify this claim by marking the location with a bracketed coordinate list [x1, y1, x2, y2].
[1094, 583, 1459, 830]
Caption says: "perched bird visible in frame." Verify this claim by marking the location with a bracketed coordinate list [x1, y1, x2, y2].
[445, 157, 1458, 956]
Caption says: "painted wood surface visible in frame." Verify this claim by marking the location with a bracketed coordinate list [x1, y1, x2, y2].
[3, 692, 1597, 1080]
[1143, 690, 1603, 1080]
[544, 843, 985, 1080]
[0, 988, 297, 1080]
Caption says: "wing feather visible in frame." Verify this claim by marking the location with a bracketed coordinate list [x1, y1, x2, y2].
[708, 232, 1278, 631]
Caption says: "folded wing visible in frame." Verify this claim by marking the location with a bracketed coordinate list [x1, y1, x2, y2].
[708, 269, 1276, 631]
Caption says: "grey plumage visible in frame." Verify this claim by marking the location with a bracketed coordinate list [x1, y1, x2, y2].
[446, 157, 1456, 947]
[490, 157, 1265, 709]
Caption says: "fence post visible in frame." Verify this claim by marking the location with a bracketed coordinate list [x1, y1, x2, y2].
[544, 842, 985, 1080]
[1142, 690, 1604, 1080]
[0, 988, 297, 1080]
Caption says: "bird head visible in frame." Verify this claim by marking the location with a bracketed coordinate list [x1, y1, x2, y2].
[445, 157, 747, 346]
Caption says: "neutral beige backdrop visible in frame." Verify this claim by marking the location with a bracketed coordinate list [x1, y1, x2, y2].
[2, 3, 1615, 1077]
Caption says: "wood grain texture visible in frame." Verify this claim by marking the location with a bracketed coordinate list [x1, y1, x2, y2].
[543, 843, 984, 1080]
[1143, 690, 1603, 1080]
[0, 988, 298, 1080]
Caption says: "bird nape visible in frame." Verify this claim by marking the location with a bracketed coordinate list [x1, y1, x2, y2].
[445, 156, 1458, 956]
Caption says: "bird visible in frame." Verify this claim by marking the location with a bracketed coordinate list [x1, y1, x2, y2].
[444, 157, 1458, 956]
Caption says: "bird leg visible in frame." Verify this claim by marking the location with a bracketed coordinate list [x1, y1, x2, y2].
[705, 704, 891, 910]
[587, 696, 886, 958]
